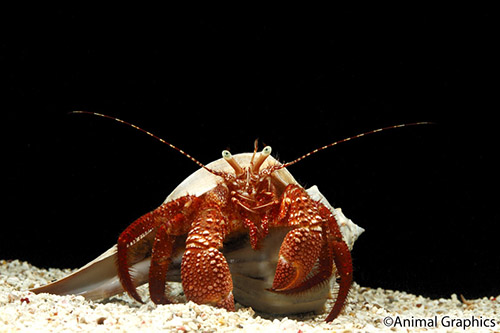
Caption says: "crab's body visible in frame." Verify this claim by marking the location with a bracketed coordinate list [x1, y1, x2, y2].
[30, 113, 431, 322]
[32, 152, 363, 321]
[117, 149, 356, 322]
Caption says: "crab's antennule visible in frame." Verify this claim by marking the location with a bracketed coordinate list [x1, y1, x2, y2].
[280, 122, 434, 169]
[222, 150, 244, 176]
[71, 111, 223, 177]
[249, 138, 259, 166]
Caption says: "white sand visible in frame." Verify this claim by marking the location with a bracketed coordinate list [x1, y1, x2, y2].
[1, 259, 498, 332]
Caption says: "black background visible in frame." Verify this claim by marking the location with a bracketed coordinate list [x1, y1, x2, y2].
[3, 7, 498, 301]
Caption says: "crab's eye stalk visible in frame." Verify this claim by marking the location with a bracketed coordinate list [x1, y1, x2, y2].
[262, 146, 272, 156]
[222, 149, 244, 177]
[251, 146, 272, 174]
[222, 150, 232, 160]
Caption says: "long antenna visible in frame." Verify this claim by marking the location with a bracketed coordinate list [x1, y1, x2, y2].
[70, 111, 222, 176]
[280, 122, 434, 168]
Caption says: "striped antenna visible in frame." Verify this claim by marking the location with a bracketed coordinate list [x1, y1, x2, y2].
[280, 122, 434, 169]
[70, 111, 223, 176]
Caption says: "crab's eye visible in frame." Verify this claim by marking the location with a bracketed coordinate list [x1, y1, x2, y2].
[262, 146, 272, 156]
[222, 150, 232, 160]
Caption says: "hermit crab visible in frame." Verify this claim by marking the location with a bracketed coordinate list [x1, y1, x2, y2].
[32, 112, 428, 322]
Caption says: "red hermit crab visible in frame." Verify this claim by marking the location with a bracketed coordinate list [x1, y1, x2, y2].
[32, 112, 428, 322]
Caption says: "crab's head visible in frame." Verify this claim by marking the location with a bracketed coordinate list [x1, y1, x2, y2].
[212, 146, 281, 213]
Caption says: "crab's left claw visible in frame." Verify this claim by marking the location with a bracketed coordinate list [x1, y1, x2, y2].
[270, 227, 323, 291]
[269, 184, 354, 322]
[269, 218, 353, 322]
[270, 185, 325, 292]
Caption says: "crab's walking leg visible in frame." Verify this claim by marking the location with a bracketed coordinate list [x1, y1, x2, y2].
[181, 205, 235, 311]
[117, 195, 198, 303]
[117, 210, 157, 303]
[321, 205, 353, 322]
[148, 226, 177, 304]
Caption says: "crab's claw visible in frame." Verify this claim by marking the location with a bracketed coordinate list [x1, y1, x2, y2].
[269, 222, 353, 322]
[269, 184, 354, 322]
[270, 185, 327, 292]
[270, 227, 323, 291]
